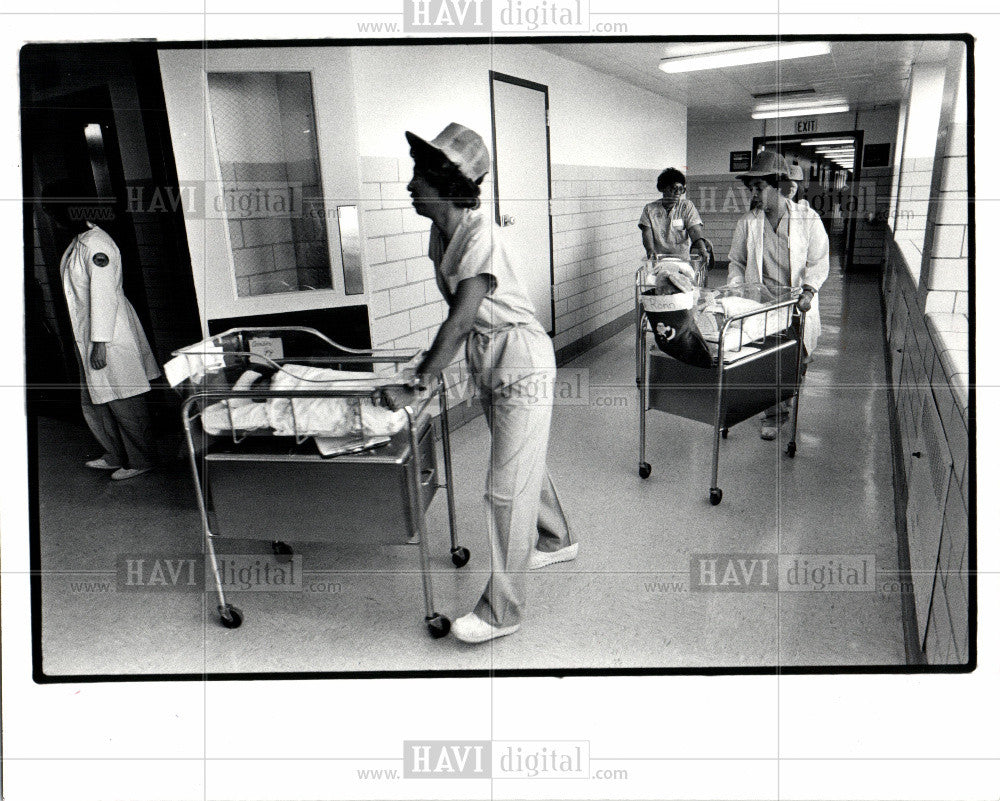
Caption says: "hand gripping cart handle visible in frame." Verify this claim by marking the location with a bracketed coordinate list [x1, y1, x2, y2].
[635, 270, 807, 506]
[172, 326, 467, 639]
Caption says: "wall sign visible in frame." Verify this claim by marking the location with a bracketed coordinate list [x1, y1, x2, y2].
[796, 119, 818, 133]
[729, 150, 752, 172]
[863, 143, 891, 168]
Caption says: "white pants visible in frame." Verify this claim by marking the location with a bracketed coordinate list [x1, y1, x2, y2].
[467, 325, 572, 628]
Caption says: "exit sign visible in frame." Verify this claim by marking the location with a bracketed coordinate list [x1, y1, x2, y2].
[796, 119, 817, 133]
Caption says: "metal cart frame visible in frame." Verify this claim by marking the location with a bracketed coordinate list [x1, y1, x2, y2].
[174, 327, 466, 639]
[635, 269, 807, 505]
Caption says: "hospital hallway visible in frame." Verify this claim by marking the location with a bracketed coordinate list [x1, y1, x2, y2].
[33, 238, 909, 677]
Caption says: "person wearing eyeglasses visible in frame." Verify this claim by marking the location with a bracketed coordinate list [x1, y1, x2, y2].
[638, 168, 713, 265]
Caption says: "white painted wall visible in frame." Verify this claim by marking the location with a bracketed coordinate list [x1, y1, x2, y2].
[687, 107, 900, 176]
[764, 106, 900, 146]
[687, 120, 764, 175]
[902, 63, 948, 160]
[350, 44, 688, 359]
[350, 43, 687, 170]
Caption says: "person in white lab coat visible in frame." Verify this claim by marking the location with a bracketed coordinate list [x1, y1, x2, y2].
[727, 151, 830, 441]
[47, 189, 162, 480]
[384, 123, 574, 644]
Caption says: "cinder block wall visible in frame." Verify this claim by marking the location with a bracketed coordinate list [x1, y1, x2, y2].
[550, 164, 658, 355]
[360, 156, 659, 392]
[683, 174, 751, 265]
[852, 166, 894, 267]
[884, 240, 969, 665]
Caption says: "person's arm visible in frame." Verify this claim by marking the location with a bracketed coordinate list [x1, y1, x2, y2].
[638, 204, 655, 257]
[382, 275, 491, 410]
[640, 226, 655, 258]
[681, 202, 713, 263]
[687, 222, 713, 262]
[727, 217, 750, 285]
[90, 342, 107, 370]
[798, 214, 830, 311]
[88, 243, 120, 370]
[418, 275, 491, 379]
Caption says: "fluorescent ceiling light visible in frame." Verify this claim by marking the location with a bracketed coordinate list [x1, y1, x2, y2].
[816, 148, 855, 156]
[753, 96, 845, 113]
[659, 41, 831, 74]
[807, 138, 855, 147]
[752, 103, 849, 120]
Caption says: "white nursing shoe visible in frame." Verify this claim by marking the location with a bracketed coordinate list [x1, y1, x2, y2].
[111, 467, 153, 481]
[85, 457, 120, 470]
[451, 613, 520, 644]
[529, 542, 579, 570]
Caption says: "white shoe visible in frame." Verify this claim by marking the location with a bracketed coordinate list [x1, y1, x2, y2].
[85, 457, 120, 470]
[111, 467, 153, 481]
[759, 424, 778, 441]
[451, 613, 520, 644]
[529, 542, 579, 570]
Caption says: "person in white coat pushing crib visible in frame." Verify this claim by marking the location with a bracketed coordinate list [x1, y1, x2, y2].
[50, 192, 162, 480]
[385, 122, 575, 644]
[727, 150, 830, 441]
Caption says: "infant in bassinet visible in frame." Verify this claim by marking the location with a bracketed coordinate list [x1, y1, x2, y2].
[201, 363, 409, 438]
[641, 266, 796, 367]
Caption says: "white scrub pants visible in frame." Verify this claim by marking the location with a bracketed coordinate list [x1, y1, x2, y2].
[468, 325, 572, 628]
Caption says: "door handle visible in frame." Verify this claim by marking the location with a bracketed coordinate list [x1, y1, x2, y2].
[500, 214, 516, 227]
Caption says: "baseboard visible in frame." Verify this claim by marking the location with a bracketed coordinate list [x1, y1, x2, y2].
[555, 310, 633, 366]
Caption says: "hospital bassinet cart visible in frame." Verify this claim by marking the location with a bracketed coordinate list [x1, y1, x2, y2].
[635, 261, 807, 505]
[172, 327, 468, 638]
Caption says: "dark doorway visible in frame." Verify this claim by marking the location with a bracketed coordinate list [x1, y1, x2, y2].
[22, 43, 203, 424]
[753, 130, 864, 269]
[24, 87, 155, 419]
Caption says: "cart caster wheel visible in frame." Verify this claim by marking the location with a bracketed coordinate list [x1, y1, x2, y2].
[219, 604, 243, 629]
[639, 462, 652, 479]
[709, 488, 723, 505]
[786, 442, 797, 458]
[271, 541, 293, 562]
[426, 614, 451, 639]
[722, 428, 729, 439]
[451, 547, 471, 568]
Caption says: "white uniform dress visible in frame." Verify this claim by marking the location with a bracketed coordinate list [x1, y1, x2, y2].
[429, 207, 572, 628]
[61, 223, 162, 469]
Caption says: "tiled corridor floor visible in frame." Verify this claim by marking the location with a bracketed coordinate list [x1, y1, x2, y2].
[33, 262, 906, 676]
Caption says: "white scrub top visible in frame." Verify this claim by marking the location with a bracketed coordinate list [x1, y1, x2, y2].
[60, 223, 161, 404]
[428, 208, 542, 337]
[638, 198, 703, 257]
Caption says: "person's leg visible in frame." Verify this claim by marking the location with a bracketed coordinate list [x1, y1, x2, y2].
[79, 382, 126, 467]
[472, 385, 553, 630]
[535, 473, 572, 553]
[762, 321, 809, 439]
[484, 392, 571, 556]
[106, 393, 157, 470]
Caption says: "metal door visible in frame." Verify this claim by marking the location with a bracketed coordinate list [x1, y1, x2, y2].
[490, 72, 555, 334]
